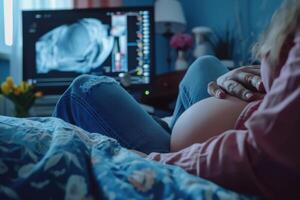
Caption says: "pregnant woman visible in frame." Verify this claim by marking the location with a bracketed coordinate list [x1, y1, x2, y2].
[53, 55, 260, 154]
[53, 0, 300, 198]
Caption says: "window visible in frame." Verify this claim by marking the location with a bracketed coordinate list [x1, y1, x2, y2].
[0, 0, 75, 55]
[3, 0, 13, 46]
[0, 0, 13, 55]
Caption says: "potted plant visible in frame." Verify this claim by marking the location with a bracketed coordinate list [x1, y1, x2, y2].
[0, 76, 43, 117]
[209, 27, 236, 68]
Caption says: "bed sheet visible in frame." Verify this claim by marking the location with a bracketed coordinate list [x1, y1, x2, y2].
[0, 116, 258, 200]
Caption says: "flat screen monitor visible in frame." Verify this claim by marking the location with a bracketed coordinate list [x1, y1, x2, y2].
[22, 6, 155, 94]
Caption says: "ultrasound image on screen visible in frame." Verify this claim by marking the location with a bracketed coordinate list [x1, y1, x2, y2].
[35, 18, 128, 74]
[22, 7, 153, 94]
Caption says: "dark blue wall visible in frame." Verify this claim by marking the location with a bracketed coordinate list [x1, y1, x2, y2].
[181, 0, 282, 66]
[124, 0, 282, 73]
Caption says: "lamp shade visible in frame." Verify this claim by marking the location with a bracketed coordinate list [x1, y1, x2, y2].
[155, 0, 186, 34]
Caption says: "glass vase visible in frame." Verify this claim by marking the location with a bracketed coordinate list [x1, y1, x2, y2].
[175, 50, 188, 71]
[14, 104, 30, 118]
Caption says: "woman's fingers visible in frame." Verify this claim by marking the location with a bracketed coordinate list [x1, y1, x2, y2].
[209, 65, 266, 101]
[222, 79, 255, 101]
[236, 72, 265, 92]
[242, 65, 261, 73]
[209, 78, 259, 101]
[207, 81, 226, 99]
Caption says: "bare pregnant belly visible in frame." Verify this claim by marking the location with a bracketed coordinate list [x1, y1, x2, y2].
[171, 96, 248, 151]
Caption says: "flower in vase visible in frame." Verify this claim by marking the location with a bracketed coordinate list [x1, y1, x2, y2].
[170, 33, 193, 51]
[170, 33, 193, 71]
[0, 76, 43, 117]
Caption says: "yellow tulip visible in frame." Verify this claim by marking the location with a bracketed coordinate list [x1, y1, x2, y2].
[5, 76, 14, 88]
[35, 91, 43, 97]
[25, 82, 30, 90]
[1, 82, 12, 94]
[19, 81, 29, 93]
[13, 87, 21, 96]
[20, 81, 24, 92]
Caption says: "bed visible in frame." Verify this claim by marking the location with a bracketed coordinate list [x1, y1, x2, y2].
[0, 116, 258, 200]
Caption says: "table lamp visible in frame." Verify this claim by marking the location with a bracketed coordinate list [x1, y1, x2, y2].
[155, 0, 186, 70]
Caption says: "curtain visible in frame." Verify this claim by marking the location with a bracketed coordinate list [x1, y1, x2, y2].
[21, 0, 74, 10]
[74, 0, 123, 8]
[20, 0, 122, 10]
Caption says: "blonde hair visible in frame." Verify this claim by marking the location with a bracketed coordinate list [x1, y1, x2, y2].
[253, 0, 300, 65]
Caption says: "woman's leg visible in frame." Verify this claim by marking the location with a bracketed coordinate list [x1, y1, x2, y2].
[52, 75, 170, 154]
[170, 56, 229, 128]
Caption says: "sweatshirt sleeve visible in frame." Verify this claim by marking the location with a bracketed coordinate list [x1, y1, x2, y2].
[146, 33, 300, 198]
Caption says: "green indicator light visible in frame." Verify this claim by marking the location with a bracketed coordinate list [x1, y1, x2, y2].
[145, 90, 150, 95]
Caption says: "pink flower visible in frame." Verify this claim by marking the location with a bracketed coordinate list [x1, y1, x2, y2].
[170, 33, 193, 51]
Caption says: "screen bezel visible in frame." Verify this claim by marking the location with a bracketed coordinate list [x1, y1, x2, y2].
[22, 6, 155, 95]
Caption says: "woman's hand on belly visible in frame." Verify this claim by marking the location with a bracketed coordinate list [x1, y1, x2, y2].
[171, 96, 248, 152]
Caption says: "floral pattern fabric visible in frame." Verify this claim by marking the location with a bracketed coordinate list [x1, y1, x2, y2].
[0, 116, 257, 200]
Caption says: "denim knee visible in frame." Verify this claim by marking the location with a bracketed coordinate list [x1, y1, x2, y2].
[180, 56, 227, 87]
[186, 55, 222, 76]
[68, 74, 118, 95]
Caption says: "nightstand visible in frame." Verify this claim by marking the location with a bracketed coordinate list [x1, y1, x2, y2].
[140, 70, 186, 113]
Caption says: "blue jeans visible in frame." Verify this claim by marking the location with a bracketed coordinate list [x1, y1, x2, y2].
[53, 56, 228, 154]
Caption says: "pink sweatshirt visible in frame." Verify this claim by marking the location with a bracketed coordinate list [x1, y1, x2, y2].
[147, 27, 300, 199]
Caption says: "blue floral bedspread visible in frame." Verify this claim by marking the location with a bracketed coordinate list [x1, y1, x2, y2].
[0, 116, 257, 200]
